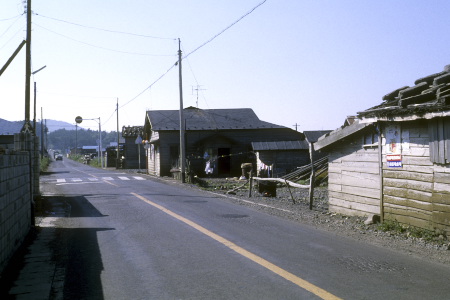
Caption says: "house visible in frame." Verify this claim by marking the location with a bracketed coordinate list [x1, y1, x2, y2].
[122, 126, 145, 169]
[143, 107, 304, 177]
[315, 64, 450, 235]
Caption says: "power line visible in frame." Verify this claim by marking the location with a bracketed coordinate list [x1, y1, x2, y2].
[115, 0, 268, 110]
[34, 13, 176, 40]
[183, 0, 267, 59]
[120, 63, 177, 109]
[34, 23, 176, 56]
[0, 14, 23, 22]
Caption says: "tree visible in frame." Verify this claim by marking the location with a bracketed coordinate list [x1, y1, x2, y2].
[47, 128, 121, 152]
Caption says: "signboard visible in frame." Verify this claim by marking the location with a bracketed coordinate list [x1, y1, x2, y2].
[75, 116, 83, 124]
[387, 154, 402, 168]
[385, 125, 401, 155]
[135, 136, 143, 144]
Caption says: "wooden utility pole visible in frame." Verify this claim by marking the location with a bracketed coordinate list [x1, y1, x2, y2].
[178, 39, 186, 183]
[308, 142, 315, 210]
[22, 0, 32, 132]
[116, 98, 120, 169]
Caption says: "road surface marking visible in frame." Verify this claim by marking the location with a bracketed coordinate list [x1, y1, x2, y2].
[56, 179, 66, 183]
[118, 176, 130, 180]
[72, 178, 82, 182]
[102, 177, 114, 181]
[131, 192, 342, 300]
[104, 180, 119, 187]
[88, 178, 99, 181]
[133, 176, 145, 180]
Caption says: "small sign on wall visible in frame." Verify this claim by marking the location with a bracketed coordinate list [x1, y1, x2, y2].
[387, 154, 402, 168]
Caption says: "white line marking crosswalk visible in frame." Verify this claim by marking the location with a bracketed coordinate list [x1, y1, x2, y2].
[54, 176, 146, 184]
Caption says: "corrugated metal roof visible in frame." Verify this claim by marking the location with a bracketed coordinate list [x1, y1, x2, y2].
[251, 140, 309, 151]
[147, 107, 287, 131]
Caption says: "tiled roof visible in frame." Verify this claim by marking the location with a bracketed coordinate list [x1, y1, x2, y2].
[251, 140, 309, 151]
[358, 64, 450, 119]
[122, 126, 144, 137]
[146, 107, 287, 131]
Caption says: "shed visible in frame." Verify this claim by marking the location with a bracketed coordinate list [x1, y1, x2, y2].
[251, 140, 309, 177]
[315, 64, 450, 235]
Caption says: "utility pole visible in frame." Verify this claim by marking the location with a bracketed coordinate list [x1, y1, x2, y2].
[41, 107, 44, 158]
[178, 38, 186, 183]
[22, 0, 32, 133]
[116, 98, 120, 169]
[293, 123, 300, 131]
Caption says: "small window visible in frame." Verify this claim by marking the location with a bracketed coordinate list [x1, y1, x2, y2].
[428, 118, 450, 164]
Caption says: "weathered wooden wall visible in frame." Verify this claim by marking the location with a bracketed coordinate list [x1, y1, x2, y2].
[327, 134, 381, 216]
[382, 120, 450, 234]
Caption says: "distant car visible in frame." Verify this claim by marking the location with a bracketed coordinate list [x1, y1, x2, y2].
[56, 154, 63, 161]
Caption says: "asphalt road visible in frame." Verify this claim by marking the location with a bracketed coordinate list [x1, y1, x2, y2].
[40, 158, 450, 300]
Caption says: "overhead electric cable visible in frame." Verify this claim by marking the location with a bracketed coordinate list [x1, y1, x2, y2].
[0, 14, 23, 21]
[120, 63, 177, 109]
[34, 23, 176, 56]
[183, 0, 267, 59]
[115, 0, 268, 110]
[34, 12, 176, 40]
[0, 25, 26, 50]
[0, 14, 24, 38]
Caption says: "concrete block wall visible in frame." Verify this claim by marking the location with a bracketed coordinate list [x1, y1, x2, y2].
[0, 152, 32, 273]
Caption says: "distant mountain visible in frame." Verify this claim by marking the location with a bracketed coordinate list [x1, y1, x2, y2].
[0, 118, 77, 134]
[45, 119, 78, 132]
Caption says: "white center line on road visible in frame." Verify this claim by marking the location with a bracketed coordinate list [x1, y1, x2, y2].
[131, 192, 342, 300]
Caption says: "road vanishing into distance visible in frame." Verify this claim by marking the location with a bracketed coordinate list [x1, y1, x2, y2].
[40, 158, 450, 300]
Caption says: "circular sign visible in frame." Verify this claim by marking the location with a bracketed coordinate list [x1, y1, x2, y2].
[75, 116, 83, 124]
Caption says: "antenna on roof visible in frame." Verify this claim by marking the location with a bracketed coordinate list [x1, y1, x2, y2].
[191, 85, 206, 108]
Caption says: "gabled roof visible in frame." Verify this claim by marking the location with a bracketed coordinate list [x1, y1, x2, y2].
[0, 119, 22, 135]
[358, 64, 450, 120]
[314, 120, 374, 151]
[146, 107, 287, 131]
[252, 140, 309, 151]
[304, 130, 333, 144]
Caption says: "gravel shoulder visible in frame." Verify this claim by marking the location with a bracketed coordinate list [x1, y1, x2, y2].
[183, 177, 450, 266]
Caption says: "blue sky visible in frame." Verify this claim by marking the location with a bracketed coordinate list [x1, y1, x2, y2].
[1, 0, 450, 132]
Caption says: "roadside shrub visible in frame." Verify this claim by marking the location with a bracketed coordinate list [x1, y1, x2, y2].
[40, 156, 50, 173]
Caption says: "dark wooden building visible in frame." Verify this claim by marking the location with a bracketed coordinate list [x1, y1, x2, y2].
[143, 107, 304, 177]
[122, 126, 145, 169]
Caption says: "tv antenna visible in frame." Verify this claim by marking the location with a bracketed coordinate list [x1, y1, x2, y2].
[191, 85, 206, 108]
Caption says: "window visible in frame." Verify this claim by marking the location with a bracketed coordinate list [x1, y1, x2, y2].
[428, 118, 450, 164]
